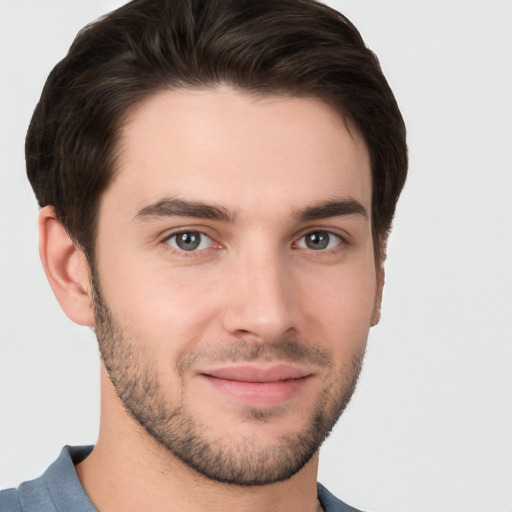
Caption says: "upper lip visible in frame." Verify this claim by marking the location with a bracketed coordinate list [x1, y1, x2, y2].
[200, 364, 311, 383]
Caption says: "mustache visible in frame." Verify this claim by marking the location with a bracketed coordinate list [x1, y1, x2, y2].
[177, 338, 333, 375]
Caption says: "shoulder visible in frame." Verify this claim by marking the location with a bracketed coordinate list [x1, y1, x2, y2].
[317, 483, 366, 512]
[0, 446, 96, 512]
[0, 467, 56, 512]
[0, 489, 20, 512]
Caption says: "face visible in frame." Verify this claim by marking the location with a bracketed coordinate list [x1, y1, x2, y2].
[91, 87, 380, 485]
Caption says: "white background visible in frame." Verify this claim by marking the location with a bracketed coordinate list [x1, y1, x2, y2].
[1, 1, 511, 511]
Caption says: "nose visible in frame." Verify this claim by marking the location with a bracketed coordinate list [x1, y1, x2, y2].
[221, 244, 298, 343]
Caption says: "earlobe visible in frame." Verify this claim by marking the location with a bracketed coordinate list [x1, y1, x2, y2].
[38, 206, 95, 326]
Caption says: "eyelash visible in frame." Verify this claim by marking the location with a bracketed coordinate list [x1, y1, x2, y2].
[162, 229, 346, 256]
[164, 230, 216, 255]
[294, 231, 343, 251]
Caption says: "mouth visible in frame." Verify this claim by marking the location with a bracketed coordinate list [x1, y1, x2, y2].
[198, 364, 313, 407]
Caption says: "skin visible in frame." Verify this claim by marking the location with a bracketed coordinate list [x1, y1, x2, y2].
[39, 86, 383, 512]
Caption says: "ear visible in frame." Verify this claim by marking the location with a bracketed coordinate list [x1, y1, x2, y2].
[38, 206, 95, 326]
[370, 242, 387, 327]
[370, 263, 385, 326]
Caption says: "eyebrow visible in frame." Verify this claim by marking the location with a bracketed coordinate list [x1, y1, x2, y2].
[134, 197, 368, 224]
[294, 199, 368, 222]
[134, 198, 235, 222]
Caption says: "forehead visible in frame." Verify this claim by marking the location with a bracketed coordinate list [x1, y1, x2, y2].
[105, 86, 371, 220]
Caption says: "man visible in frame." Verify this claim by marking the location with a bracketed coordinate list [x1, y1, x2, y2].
[0, 0, 407, 510]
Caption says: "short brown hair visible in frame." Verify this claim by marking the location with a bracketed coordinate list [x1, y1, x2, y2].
[26, 0, 407, 262]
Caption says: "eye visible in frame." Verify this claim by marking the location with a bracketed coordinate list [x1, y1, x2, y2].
[296, 231, 342, 251]
[166, 231, 213, 252]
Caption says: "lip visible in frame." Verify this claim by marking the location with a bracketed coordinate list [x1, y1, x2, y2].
[198, 364, 313, 407]
[203, 364, 310, 382]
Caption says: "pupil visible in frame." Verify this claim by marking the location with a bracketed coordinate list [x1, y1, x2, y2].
[177, 232, 201, 251]
[306, 232, 329, 250]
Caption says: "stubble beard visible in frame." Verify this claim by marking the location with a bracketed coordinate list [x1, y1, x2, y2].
[91, 273, 366, 486]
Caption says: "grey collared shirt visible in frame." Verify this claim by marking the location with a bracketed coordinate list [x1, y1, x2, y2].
[0, 446, 363, 512]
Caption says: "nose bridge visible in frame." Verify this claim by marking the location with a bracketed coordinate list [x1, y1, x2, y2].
[222, 237, 295, 342]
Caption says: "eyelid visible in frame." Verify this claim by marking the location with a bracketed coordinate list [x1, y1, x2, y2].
[159, 224, 219, 244]
[294, 229, 345, 251]
[163, 229, 216, 253]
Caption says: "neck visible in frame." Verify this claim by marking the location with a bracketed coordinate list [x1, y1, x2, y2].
[75, 372, 323, 512]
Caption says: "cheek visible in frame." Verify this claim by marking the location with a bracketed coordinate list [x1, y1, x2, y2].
[297, 262, 377, 346]
[100, 262, 224, 353]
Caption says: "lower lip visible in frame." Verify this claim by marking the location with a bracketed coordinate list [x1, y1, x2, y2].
[200, 375, 311, 407]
